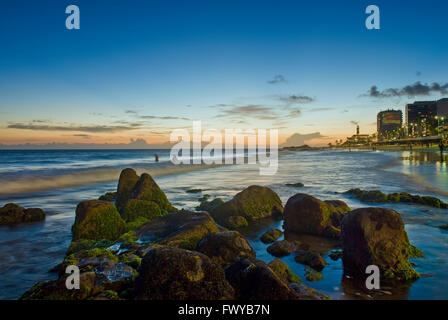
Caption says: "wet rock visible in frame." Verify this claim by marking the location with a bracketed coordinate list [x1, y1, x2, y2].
[122, 199, 163, 222]
[283, 193, 350, 239]
[72, 200, 126, 241]
[227, 216, 248, 229]
[438, 224, 448, 230]
[341, 207, 420, 281]
[131, 173, 176, 214]
[134, 246, 234, 300]
[196, 231, 255, 267]
[186, 188, 202, 193]
[268, 259, 301, 284]
[0, 203, 45, 226]
[328, 249, 343, 261]
[294, 250, 326, 271]
[267, 240, 303, 257]
[210, 185, 283, 228]
[196, 198, 225, 212]
[305, 268, 323, 282]
[116, 168, 140, 212]
[136, 210, 219, 250]
[285, 182, 304, 187]
[225, 258, 298, 300]
[98, 192, 117, 202]
[260, 228, 283, 244]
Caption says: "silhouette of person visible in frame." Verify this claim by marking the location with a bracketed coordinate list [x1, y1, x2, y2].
[439, 141, 444, 162]
[154, 154, 159, 162]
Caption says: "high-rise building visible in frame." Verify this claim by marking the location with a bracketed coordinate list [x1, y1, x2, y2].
[437, 98, 448, 118]
[377, 109, 402, 140]
[405, 101, 437, 136]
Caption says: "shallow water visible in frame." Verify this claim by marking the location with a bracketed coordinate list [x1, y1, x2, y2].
[0, 149, 447, 300]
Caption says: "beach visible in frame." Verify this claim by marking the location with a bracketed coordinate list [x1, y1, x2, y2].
[0, 148, 447, 300]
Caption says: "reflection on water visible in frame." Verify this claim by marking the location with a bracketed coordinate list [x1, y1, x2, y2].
[0, 149, 447, 299]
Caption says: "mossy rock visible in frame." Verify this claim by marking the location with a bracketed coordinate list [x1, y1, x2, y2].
[98, 192, 117, 202]
[285, 182, 304, 187]
[283, 193, 350, 238]
[268, 259, 302, 284]
[133, 246, 235, 300]
[131, 173, 176, 214]
[341, 207, 420, 281]
[227, 216, 248, 229]
[122, 199, 163, 222]
[328, 249, 343, 261]
[186, 188, 202, 193]
[195, 231, 255, 267]
[136, 210, 219, 250]
[72, 200, 126, 241]
[210, 185, 283, 228]
[116, 168, 140, 212]
[260, 229, 283, 244]
[0, 203, 45, 225]
[267, 240, 303, 257]
[196, 198, 224, 212]
[305, 268, 323, 282]
[438, 224, 448, 230]
[294, 250, 326, 271]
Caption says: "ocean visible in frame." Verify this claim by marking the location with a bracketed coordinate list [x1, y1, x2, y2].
[0, 149, 447, 300]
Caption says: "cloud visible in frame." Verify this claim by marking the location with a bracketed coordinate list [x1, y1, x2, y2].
[7, 123, 142, 133]
[308, 107, 334, 112]
[140, 115, 191, 121]
[281, 132, 325, 147]
[275, 94, 314, 104]
[365, 82, 448, 98]
[267, 75, 286, 84]
[350, 121, 359, 125]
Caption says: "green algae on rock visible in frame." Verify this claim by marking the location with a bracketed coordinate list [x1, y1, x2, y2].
[0, 203, 45, 226]
[210, 185, 283, 228]
[341, 207, 420, 281]
[260, 228, 283, 244]
[122, 199, 163, 222]
[72, 200, 126, 241]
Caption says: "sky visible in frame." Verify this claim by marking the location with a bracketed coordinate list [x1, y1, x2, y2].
[0, 0, 447, 147]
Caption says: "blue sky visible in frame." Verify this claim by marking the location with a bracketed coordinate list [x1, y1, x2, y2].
[0, 0, 447, 146]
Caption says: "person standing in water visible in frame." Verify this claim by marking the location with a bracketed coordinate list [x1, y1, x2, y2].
[439, 141, 445, 162]
[154, 154, 159, 162]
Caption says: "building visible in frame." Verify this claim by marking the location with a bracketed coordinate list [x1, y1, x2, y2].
[405, 101, 437, 136]
[377, 109, 402, 141]
[437, 98, 448, 118]
[345, 125, 370, 145]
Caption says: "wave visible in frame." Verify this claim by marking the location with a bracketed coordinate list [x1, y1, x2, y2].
[0, 162, 223, 196]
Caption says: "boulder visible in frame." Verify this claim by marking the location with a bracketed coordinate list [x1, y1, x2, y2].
[294, 250, 326, 271]
[260, 229, 283, 244]
[341, 207, 419, 281]
[225, 258, 298, 300]
[267, 240, 304, 257]
[285, 182, 304, 187]
[439, 224, 448, 230]
[196, 231, 255, 267]
[136, 210, 219, 250]
[0, 203, 45, 226]
[131, 173, 175, 214]
[133, 246, 234, 300]
[98, 192, 117, 202]
[283, 193, 350, 239]
[227, 216, 248, 229]
[196, 198, 225, 212]
[210, 185, 283, 228]
[116, 168, 140, 212]
[72, 200, 126, 241]
[122, 199, 163, 222]
[305, 268, 323, 282]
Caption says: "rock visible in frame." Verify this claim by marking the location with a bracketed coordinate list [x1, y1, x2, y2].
[283, 193, 350, 239]
[136, 210, 219, 250]
[439, 224, 448, 230]
[225, 258, 298, 300]
[195, 231, 255, 267]
[260, 229, 283, 244]
[268, 259, 301, 284]
[116, 168, 140, 212]
[133, 246, 234, 300]
[341, 207, 419, 281]
[98, 192, 117, 202]
[328, 249, 343, 261]
[23, 208, 46, 222]
[294, 250, 326, 271]
[285, 182, 304, 187]
[196, 198, 225, 212]
[186, 188, 202, 193]
[305, 268, 323, 281]
[346, 189, 448, 209]
[0, 203, 45, 226]
[122, 199, 163, 222]
[267, 240, 304, 257]
[72, 200, 126, 241]
[131, 173, 176, 214]
[227, 216, 248, 229]
[210, 185, 283, 228]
